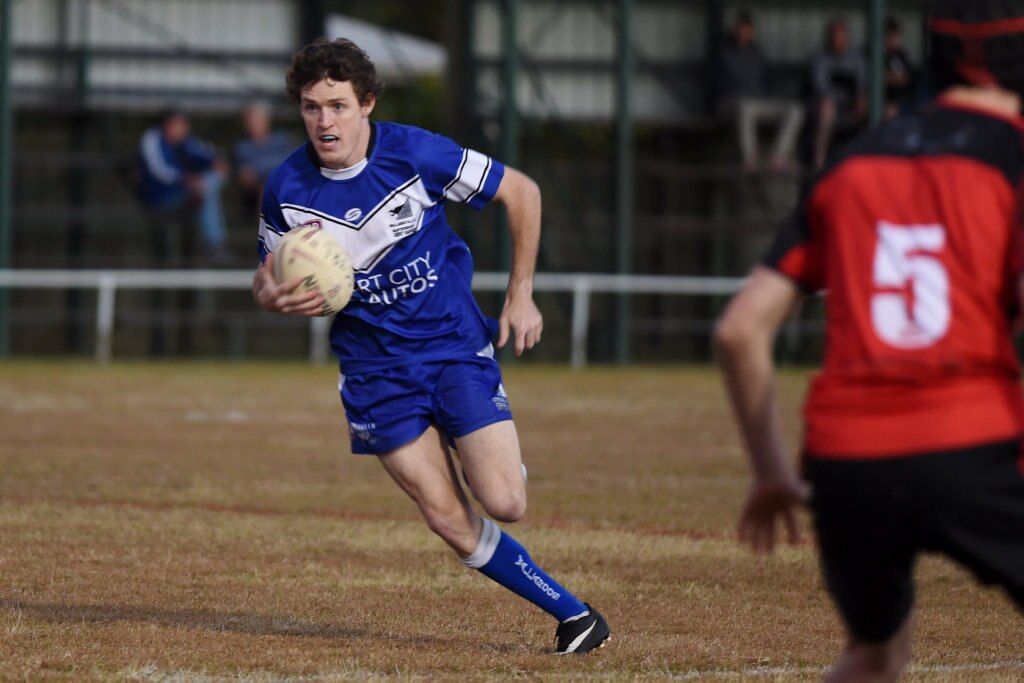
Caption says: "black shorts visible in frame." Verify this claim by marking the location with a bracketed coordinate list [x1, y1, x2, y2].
[804, 439, 1024, 643]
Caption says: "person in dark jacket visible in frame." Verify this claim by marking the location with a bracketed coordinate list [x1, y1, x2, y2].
[137, 109, 230, 262]
[711, 10, 805, 172]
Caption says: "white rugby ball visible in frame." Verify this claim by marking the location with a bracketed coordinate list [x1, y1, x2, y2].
[272, 225, 354, 315]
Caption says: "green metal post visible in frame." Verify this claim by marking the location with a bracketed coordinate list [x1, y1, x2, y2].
[454, 0, 479, 148]
[867, 0, 887, 125]
[66, 0, 90, 353]
[614, 0, 633, 363]
[451, 0, 480, 258]
[300, 0, 326, 44]
[0, 0, 13, 356]
[498, 0, 519, 274]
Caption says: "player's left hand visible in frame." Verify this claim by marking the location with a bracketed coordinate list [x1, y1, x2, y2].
[737, 476, 809, 554]
[253, 253, 325, 316]
[498, 288, 543, 356]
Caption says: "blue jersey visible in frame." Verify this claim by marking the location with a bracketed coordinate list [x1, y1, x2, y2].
[258, 122, 505, 373]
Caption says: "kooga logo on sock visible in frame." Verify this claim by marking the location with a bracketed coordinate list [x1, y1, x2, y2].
[515, 555, 561, 600]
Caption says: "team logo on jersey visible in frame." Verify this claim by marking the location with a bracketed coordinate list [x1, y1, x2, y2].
[344, 208, 363, 222]
[387, 198, 419, 238]
[389, 200, 413, 219]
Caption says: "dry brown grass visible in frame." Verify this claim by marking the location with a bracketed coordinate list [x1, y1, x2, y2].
[0, 361, 1020, 680]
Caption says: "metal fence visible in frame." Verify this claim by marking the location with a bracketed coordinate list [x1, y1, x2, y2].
[0, 269, 745, 366]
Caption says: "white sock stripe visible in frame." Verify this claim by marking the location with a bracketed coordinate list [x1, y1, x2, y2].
[461, 519, 500, 569]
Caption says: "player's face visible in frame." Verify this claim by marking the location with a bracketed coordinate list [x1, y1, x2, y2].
[244, 105, 270, 139]
[300, 79, 376, 170]
[829, 23, 848, 53]
[162, 115, 189, 145]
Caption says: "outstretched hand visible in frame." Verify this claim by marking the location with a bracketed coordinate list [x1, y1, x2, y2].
[252, 253, 326, 316]
[737, 476, 810, 554]
[497, 289, 543, 356]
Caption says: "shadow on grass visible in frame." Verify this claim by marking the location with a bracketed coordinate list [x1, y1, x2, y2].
[0, 598, 455, 646]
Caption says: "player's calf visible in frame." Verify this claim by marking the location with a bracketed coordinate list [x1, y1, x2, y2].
[462, 518, 609, 653]
[416, 500, 482, 556]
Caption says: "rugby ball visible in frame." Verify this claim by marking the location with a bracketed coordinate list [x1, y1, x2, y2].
[272, 225, 354, 315]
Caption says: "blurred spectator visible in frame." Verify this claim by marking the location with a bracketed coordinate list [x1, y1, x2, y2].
[710, 10, 804, 173]
[137, 109, 231, 264]
[807, 18, 867, 169]
[232, 101, 295, 214]
[884, 17, 915, 118]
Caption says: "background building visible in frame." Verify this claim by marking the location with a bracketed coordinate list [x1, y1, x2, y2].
[0, 0, 930, 362]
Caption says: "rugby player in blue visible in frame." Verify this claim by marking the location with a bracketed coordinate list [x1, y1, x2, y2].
[252, 38, 609, 654]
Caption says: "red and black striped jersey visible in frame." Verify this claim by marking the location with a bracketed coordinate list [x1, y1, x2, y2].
[765, 99, 1024, 459]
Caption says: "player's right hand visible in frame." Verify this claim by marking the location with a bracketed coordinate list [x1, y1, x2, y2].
[498, 288, 543, 357]
[737, 476, 809, 554]
[253, 253, 326, 316]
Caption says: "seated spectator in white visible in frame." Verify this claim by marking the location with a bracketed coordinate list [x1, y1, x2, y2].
[137, 109, 231, 263]
[808, 18, 867, 169]
[710, 10, 805, 173]
[232, 101, 295, 215]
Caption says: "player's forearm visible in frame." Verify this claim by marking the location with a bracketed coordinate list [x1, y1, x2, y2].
[252, 262, 276, 310]
[507, 212, 540, 297]
[714, 331, 792, 482]
[497, 168, 542, 295]
[713, 269, 800, 482]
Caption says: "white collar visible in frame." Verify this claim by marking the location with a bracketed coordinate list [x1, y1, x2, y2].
[320, 157, 368, 180]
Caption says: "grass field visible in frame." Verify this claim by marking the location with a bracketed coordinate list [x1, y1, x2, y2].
[1, 362, 1021, 681]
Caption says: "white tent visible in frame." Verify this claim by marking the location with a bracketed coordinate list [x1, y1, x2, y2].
[325, 14, 447, 83]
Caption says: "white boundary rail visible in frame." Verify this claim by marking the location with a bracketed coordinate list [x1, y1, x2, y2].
[0, 269, 745, 366]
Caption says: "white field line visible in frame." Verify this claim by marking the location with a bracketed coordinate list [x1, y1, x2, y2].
[116, 660, 1024, 682]
[671, 660, 1024, 680]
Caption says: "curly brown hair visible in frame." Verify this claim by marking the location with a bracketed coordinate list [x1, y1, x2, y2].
[285, 37, 385, 104]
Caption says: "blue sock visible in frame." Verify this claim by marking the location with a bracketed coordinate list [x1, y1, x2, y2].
[462, 519, 589, 622]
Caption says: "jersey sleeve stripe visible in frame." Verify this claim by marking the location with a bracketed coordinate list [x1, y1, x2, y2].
[443, 149, 470, 197]
[463, 155, 492, 206]
[444, 149, 493, 204]
[259, 213, 283, 236]
[259, 215, 282, 253]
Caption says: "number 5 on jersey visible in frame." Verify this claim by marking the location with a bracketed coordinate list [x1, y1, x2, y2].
[871, 221, 950, 349]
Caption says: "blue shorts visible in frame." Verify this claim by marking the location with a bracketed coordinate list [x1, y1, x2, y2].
[339, 347, 513, 455]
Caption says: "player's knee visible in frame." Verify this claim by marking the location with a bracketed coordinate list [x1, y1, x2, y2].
[858, 649, 908, 683]
[875, 621, 912, 679]
[833, 638, 910, 683]
[482, 490, 526, 523]
[885, 633, 912, 678]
